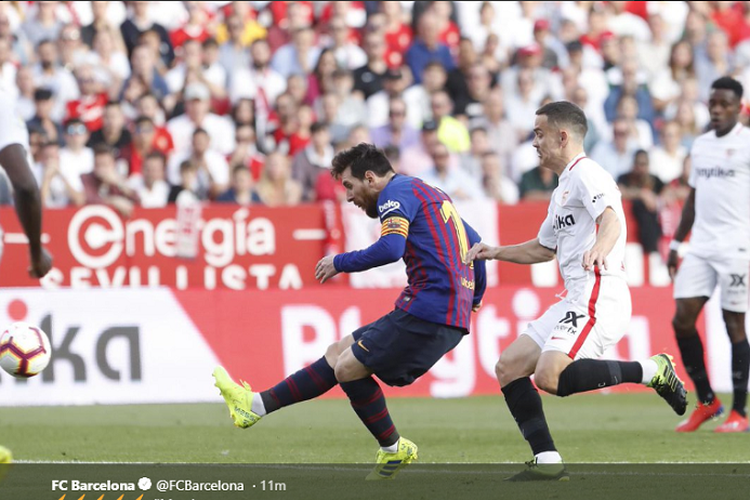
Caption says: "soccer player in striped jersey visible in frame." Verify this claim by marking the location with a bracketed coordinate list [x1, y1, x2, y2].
[214, 143, 486, 480]
[467, 101, 687, 481]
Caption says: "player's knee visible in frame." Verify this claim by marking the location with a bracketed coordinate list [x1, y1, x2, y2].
[495, 354, 521, 387]
[324, 342, 343, 367]
[672, 313, 695, 337]
[534, 369, 559, 395]
[333, 360, 351, 383]
[722, 311, 747, 342]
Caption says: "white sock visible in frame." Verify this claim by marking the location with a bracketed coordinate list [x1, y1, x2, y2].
[381, 439, 399, 453]
[251, 393, 267, 416]
[535, 451, 563, 464]
[639, 359, 658, 384]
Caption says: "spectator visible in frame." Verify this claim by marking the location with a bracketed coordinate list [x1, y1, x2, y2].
[590, 118, 636, 180]
[216, 164, 260, 205]
[501, 43, 561, 109]
[480, 151, 519, 205]
[352, 30, 388, 100]
[0, 38, 16, 96]
[60, 118, 94, 182]
[66, 64, 109, 132]
[81, 0, 125, 49]
[87, 28, 131, 97]
[286, 73, 308, 106]
[319, 92, 349, 144]
[169, 1, 211, 49]
[533, 19, 569, 70]
[505, 68, 541, 142]
[649, 121, 688, 184]
[327, 16, 366, 70]
[128, 151, 170, 208]
[21, 1, 63, 49]
[617, 149, 664, 254]
[218, 14, 252, 75]
[32, 39, 80, 122]
[369, 97, 419, 151]
[381, 1, 412, 68]
[331, 69, 367, 128]
[306, 47, 337, 105]
[400, 120, 440, 177]
[27, 88, 64, 146]
[215, 3, 266, 49]
[614, 93, 654, 150]
[167, 127, 230, 200]
[430, 90, 470, 153]
[82, 144, 140, 217]
[568, 85, 602, 155]
[256, 152, 303, 207]
[230, 38, 286, 108]
[479, 88, 518, 178]
[125, 44, 169, 101]
[120, 1, 174, 66]
[201, 38, 229, 100]
[166, 39, 226, 100]
[228, 123, 265, 180]
[696, 30, 733, 102]
[87, 101, 132, 173]
[405, 11, 455, 84]
[603, 59, 655, 127]
[136, 93, 172, 142]
[39, 140, 85, 208]
[168, 160, 202, 204]
[271, 26, 321, 79]
[291, 121, 335, 201]
[0, 11, 32, 67]
[445, 37, 476, 110]
[455, 62, 493, 123]
[128, 115, 166, 177]
[58, 23, 88, 71]
[167, 82, 235, 157]
[421, 142, 484, 201]
[519, 164, 558, 201]
[231, 98, 255, 129]
[367, 67, 423, 129]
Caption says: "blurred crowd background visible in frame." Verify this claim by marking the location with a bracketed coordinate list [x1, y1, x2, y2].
[0, 1, 746, 251]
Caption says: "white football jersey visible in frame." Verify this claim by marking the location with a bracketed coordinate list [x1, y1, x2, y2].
[538, 154, 627, 298]
[688, 123, 750, 260]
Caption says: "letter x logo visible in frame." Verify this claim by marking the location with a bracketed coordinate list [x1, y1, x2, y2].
[559, 311, 586, 328]
[730, 274, 747, 287]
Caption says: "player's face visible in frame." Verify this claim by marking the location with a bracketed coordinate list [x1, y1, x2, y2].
[340, 168, 379, 218]
[709, 88, 740, 133]
[532, 114, 558, 169]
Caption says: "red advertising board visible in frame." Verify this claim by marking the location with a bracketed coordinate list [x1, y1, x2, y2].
[178, 286, 692, 398]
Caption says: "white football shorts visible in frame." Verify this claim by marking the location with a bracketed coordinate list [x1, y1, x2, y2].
[523, 274, 632, 360]
[674, 253, 749, 313]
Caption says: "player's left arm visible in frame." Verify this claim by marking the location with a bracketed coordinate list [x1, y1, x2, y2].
[315, 228, 407, 283]
[316, 185, 419, 283]
[582, 207, 620, 271]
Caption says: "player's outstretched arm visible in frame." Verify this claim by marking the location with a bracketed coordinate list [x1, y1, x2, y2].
[667, 188, 696, 280]
[465, 239, 555, 265]
[582, 207, 620, 271]
[0, 144, 52, 278]
[315, 233, 407, 283]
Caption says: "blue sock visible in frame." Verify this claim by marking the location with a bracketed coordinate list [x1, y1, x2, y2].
[260, 357, 337, 413]
[340, 377, 400, 447]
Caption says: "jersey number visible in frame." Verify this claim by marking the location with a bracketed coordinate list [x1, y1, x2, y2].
[440, 200, 470, 264]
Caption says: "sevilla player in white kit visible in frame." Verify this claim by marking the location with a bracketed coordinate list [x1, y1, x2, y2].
[669, 77, 750, 433]
[0, 87, 53, 468]
[467, 102, 687, 481]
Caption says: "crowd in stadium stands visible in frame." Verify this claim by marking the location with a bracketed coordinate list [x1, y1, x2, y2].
[0, 1, 743, 239]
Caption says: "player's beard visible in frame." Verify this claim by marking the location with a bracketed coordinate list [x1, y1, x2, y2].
[364, 193, 379, 219]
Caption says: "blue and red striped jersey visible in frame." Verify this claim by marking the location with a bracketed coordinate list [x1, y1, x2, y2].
[335, 175, 486, 331]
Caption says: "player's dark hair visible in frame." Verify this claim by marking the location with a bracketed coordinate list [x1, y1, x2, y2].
[536, 100, 588, 140]
[711, 76, 743, 99]
[331, 143, 394, 180]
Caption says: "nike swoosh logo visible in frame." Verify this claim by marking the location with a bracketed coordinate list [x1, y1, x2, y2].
[357, 340, 370, 352]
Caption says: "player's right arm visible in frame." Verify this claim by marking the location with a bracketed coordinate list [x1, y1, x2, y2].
[465, 238, 556, 265]
[0, 144, 52, 278]
[667, 187, 696, 280]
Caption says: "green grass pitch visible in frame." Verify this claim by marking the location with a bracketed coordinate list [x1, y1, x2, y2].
[0, 393, 747, 463]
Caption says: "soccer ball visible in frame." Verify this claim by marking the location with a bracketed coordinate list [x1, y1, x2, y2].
[0, 322, 52, 378]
